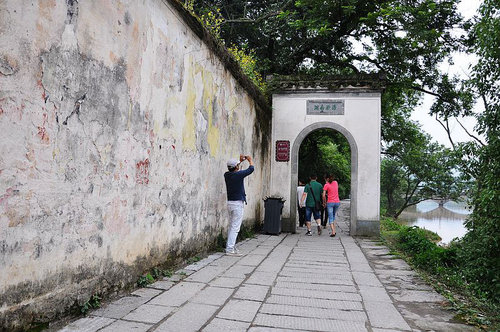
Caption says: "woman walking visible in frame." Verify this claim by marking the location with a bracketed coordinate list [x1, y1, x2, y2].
[322, 174, 340, 237]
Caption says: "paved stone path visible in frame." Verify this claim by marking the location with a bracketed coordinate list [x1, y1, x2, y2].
[57, 202, 476, 332]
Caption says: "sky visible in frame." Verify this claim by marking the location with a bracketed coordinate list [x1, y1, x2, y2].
[411, 0, 483, 148]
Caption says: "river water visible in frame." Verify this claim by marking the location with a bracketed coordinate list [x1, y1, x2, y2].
[398, 200, 471, 244]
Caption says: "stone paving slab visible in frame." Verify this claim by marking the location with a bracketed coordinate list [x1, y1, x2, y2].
[281, 266, 351, 275]
[201, 318, 250, 332]
[245, 271, 278, 286]
[279, 269, 353, 280]
[250, 247, 275, 255]
[184, 253, 224, 271]
[154, 302, 219, 332]
[58, 316, 115, 332]
[122, 304, 175, 324]
[357, 285, 393, 302]
[277, 275, 355, 286]
[91, 295, 149, 319]
[185, 264, 229, 283]
[210, 276, 245, 288]
[234, 284, 270, 301]
[352, 271, 384, 287]
[273, 281, 357, 293]
[222, 264, 256, 278]
[259, 303, 367, 322]
[286, 259, 348, 267]
[190, 286, 234, 306]
[130, 287, 162, 299]
[265, 294, 363, 310]
[217, 299, 261, 322]
[99, 319, 151, 332]
[235, 254, 267, 266]
[271, 287, 362, 301]
[248, 328, 304, 332]
[253, 313, 368, 332]
[147, 280, 175, 290]
[364, 301, 412, 330]
[148, 281, 205, 307]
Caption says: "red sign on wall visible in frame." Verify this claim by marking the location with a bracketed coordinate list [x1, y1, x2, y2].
[275, 140, 290, 162]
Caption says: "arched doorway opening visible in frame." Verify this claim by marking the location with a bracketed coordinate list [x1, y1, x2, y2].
[297, 128, 352, 233]
[289, 122, 358, 234]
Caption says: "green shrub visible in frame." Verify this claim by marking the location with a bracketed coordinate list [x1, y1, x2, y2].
[380, 217, 403, 232]
[80, 294, 101, 315]
[397, 226, 435, 254]
[137, 273, 154, 287]
[394, 226, 454, 273]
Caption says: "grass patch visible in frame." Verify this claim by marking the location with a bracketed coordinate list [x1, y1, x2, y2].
[137, 267, 174, 287]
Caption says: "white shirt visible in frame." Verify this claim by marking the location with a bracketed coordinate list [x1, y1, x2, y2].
[297, 185, 305, 207]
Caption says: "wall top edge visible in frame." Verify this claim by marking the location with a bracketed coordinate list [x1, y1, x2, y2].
[268, 74, 386, 94]
[272, 90, 383, 97]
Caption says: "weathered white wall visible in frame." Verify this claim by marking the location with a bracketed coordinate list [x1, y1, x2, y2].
[271, 90, 381, 235]
[0, 0, 270, 328]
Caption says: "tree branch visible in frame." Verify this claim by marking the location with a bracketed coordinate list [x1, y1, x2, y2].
[222, 0, 294, 25]
[434, 114, 456, 149]
[455, 117, 486, 146]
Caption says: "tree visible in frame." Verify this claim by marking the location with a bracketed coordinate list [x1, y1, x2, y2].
[192, 0, 463, 88]
[382, 123, 461, 218]
[455, 0, 500, 302]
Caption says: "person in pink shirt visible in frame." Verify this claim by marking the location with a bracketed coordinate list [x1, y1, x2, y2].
[322, 173, 340, 237]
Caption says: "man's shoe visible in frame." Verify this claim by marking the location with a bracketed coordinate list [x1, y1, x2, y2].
[306, 230, 312, 236]
[225, 250, 243, 257]
[317, 225, 322, 235]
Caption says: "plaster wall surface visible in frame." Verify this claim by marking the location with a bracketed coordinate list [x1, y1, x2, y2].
[271, 91, 380, 235]
[0, 0, 270, 328]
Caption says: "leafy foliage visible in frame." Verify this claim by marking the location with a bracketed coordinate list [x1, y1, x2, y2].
[227, 46, 266, 91]
[454, 0, 500, 304]
[190, 0, 463, 88]
[183, 1, 266, 91]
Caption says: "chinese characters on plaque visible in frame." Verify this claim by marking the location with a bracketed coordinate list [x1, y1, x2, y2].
[275, 140, 290, 162]
[307, 100, 344, 115]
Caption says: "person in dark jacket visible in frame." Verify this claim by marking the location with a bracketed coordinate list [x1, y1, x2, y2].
[224, 154, 254, 256]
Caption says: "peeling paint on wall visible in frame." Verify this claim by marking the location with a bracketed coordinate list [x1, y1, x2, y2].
[0, 0, 271, 330]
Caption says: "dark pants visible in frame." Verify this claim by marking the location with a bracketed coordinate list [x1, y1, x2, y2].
[320, 207, 328, 226]
[298, 207, 306, 227]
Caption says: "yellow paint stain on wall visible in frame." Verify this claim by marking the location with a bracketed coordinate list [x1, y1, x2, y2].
[198, 67, 220, 157]
[127, 103, 132, 130]
[227, 96, 239, 123]
[182, 58, 196, 151]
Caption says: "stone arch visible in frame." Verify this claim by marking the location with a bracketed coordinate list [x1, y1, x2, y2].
[289, 122, 358, 234]
[270, 83, 382, 236]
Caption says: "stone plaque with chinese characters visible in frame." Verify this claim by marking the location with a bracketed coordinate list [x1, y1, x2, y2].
[307, 100, 344, 115]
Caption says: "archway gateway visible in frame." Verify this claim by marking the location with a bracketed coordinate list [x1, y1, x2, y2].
[270, 76, 384, 236]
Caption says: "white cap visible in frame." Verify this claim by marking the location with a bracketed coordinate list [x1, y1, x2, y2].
[227, 159, 239, 168]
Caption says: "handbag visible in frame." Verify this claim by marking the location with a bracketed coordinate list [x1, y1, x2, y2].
[308, 184, 322, 211]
